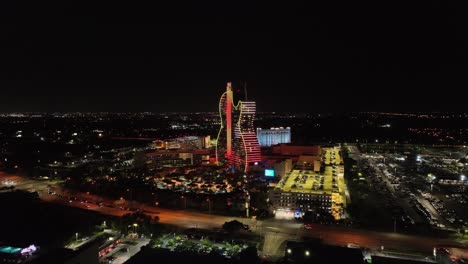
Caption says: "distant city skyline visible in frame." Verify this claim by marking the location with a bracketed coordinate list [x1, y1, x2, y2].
[1, 79, 466, 113]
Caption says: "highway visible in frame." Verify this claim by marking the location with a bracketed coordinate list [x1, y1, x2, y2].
[1, 173, 466, 257]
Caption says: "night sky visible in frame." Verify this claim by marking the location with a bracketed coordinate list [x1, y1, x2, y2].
[0, 1, 467, 112]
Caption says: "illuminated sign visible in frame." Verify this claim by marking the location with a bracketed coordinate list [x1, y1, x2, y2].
[21, 245, 37, 255]
[265, 169, 275, 177]
[295, 209, 302, 218]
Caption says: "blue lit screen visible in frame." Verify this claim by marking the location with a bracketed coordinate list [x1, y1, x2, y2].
[265, 169, 275, 177]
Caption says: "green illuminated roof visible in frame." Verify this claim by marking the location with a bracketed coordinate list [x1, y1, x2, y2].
[0, 246, 22, 254]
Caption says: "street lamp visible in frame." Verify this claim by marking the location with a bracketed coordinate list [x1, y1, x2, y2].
[127, 188, 133, 201]
[244, 191, 250, 218]
[181, 196, 186, 209]
[75, 232, 78, 242]
[206, 198, 211, 215]
[133, 223, 138, 234]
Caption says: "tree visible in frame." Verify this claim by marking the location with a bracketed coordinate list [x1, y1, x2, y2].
[232, 245, 241, 254]
[202, 239, 213, 248]
[222, 220, 244, 233]
[255, 209, 270, 220]
[238, 246, 260, 264]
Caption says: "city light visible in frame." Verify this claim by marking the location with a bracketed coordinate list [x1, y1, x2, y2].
[265, 169, 275, 177]
[20, 245, 37, 255]
[0, 83, 466, 264]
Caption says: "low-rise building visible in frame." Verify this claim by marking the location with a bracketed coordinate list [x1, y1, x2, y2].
[146, 150, 211, 168]
[269, 168, 333, 219]
[256, 127, 291, 147]
[268, 147, 347, 220]
[273, 158, 293, 178]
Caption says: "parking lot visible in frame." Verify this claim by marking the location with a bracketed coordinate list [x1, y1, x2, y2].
[99, 236, 150, 264]
[347, 144, 467, 231]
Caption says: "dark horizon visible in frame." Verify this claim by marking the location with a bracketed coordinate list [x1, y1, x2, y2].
[1, 111, 468, 119]
[1, 1, 467, 113]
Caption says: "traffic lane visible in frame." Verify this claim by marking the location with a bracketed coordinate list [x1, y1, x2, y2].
[33, 195, 468, 255]
[99, 238, 150, 264]
[416, 195, 450, 227]
[99, 243, 123, 263]
[109, 247, 128, 264]
[42, 192, 253, 230]
[112, 238, 150, 264]
[301, 224, 461, 254]
[42, 186, 257, 229]
[261, 220, 464, 254]
[5, 174, 465, 255]
[43, 188, 465, 254]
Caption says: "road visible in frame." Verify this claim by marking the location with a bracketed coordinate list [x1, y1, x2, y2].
[1, 173, 467, 257]
[100, 237, 150, 264]
[0, 172, 258, 229]
[416, 194, 452, 228]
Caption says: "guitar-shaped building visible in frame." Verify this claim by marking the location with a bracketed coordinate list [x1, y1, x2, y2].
[215, 82, 261, 172]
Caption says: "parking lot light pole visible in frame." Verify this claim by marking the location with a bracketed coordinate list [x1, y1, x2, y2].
[181, 196, 186, 209]
[206, 198, 211, 214]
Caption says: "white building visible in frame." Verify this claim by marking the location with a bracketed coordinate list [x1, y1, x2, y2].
[257, 127, 291, 147]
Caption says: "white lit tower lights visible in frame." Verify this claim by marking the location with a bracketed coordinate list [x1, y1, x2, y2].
[215, 82, 261, 172]
[232, 101, 261, 172]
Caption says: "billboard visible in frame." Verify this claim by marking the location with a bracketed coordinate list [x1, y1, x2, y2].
[265, 169, 275, 177]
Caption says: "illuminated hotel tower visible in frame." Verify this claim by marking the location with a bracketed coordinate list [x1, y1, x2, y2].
[216, 82, 261, 172]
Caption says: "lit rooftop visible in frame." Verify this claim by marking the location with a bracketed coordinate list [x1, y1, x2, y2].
[0, 246, 22, 254]
[275, 169, 334, 194]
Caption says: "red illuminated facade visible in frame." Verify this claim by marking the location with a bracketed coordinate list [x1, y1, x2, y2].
[216, 82, 261, 172]
[232, 101, 261, 172]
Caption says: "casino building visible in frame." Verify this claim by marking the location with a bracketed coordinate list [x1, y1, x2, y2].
[215, 82, 261, 172]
